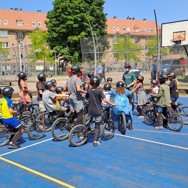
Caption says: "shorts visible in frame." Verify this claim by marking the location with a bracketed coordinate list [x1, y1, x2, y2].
[86, 113, 102, 123]
[2, 118, 20, 128]
[69, 98, 83, 111]
[39, 101, 46, 112]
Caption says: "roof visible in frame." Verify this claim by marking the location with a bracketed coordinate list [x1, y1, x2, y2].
[0, 9, 47, 31]
[107, 17, 159, 36]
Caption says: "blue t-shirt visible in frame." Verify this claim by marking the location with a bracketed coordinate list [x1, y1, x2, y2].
[108, 89, 132, 115]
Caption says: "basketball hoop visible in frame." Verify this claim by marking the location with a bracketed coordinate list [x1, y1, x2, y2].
[171, 39, 182, 47]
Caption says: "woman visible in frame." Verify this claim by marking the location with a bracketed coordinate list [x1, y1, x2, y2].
[18, 72, 32, 104]
[132, 75, 147, 117]
[108, 81, 133, 130]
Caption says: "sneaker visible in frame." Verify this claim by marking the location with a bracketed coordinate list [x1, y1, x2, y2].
[93, 141, 101, 147]
[128, 123, 134, 130]
[8, 142, 21, 149]
[155, 126, 163, 130]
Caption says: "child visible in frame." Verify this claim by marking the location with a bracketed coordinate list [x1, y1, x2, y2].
[107, 77, 113, 84]
[86, 72, 94, 90]
[131, 75, 147, 117]
[42, 81, 68, 113]
[51, 79, 57, 88]
[108, 81, 133, 130]
[101, 83, 112, 108]
[150, 80, 159, 94]
[55, 86, 68, 107]
[85, 76, 115, 146]
[18, 72, 32, 104]
[1, 87, 23, 149]
[150, 74, 171, 130]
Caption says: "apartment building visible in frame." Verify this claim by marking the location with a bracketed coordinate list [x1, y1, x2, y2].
[0, 8, 158, 70]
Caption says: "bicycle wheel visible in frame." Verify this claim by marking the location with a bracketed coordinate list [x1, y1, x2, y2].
[68, 124, 88, 147]
[27, 120, 46, 139]
[179, 106, 188, 125]
[144, 110, 156, 125]
[118, 113, 126, 135]
[167, 113, 184, 131]
[51, 117, 69, 141]
[101, 120, 115, 140]
[0, 124, 10, 146]
[37, 112, 53, 131]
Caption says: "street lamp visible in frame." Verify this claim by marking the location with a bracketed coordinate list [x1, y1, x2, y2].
[18, 43, 22, 72]
[53, 50, 57, 76]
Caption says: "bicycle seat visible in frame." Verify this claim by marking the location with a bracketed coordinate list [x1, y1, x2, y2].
[177, 102, 183, 106]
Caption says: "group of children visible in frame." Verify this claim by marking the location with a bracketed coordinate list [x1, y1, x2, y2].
[0, 64, 180, 148]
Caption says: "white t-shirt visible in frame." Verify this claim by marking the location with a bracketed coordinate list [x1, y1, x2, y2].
[152, 86, 159, 94]
[101, 92, 111, 107]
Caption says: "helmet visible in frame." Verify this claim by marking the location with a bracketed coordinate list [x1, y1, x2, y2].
[71, 65, 80, 74]
[17, 72, 27, 79]
[107, 77, 113, 82]
[37, 73, 46, 82]
[124, 64, 131, 69]
[44, 81, 53, 90]
[103, 83, 111, 91]
[151, 80, 158, 85]
[116, 81, 124, 88]
[167, 72, 176, 78]
[2, 86, 14, 98]
[88, 72, 94, 78]
[51, 79, 56, 84]
[137, 75, 144, 81]
[55, 86, 64, 94]
[90, 76, 100, 87]
[159, 74, 168, 84]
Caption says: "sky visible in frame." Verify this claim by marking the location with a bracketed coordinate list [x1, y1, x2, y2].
[0, 0, 188, 24]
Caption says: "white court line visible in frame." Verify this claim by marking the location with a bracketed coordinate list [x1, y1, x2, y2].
[0, 138, 53, 157]
[1, 133, 188, 157]
[115, 133, 188, 151]
[133, 128, 188, 136]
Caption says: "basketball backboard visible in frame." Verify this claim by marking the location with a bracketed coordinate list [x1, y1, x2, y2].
[161, 20, 188, 47]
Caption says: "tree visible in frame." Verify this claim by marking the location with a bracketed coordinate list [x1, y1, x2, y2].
[146, 36, 169, 58]
[113, 36, 142, 63]
[29, 29, 53, 69]
[46, 0, 107, 65]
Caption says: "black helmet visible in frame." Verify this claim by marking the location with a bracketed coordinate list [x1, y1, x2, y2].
[151, 80, 158, 85]
[88, 72, 94, 78]
[17, 72, 27, 79]
[55, 86, 64, 94]
[103, 83, 111, 91]
[107, 77, 113, 82]
[116, 81, 124, 88]
[37, 73, 46, 82]
[159, 74, 168, 84]
[137, 75, 144, 81]
[167, 72, 176, 78]
[90, 76, 100, 87]
[2, 86, 14, 98]
[44, 81, 53, 90]
[71, 65, 80, 74]
[124, 64, 131, 69]
[51, 79, 57, 86]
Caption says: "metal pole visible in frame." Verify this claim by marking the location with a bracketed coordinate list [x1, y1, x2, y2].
[18, 44, 22, 72]
[54, 51, 57, 76]
[88, 19, 97, 75]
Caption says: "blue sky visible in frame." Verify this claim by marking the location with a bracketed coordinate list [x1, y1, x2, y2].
[0, 0, 188, 24]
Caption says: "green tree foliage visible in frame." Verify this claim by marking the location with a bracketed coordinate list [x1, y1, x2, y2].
[146, 36, 169, 57]
[46, 0, 107, 65]
[113, 36, 142, 63]
[0, 43, 9, 61]
[29, 29, 53, 69]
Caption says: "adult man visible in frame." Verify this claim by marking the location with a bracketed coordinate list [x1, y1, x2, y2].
[96, 64, 106, 82]
[64, 65, 87, 123]
[122, 64, 136, 91]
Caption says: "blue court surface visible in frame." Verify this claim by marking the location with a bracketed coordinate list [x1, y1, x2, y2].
[0, 97, 188, 188]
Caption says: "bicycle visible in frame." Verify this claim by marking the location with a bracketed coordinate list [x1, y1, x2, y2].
[0, 114, 46, 147]
[144, 106, 184, 131]
[173, 101, 188, 125]
[68, 106, 115, 147]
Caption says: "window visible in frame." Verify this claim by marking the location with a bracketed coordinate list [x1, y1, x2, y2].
[17, 32, 23, 38]
[3, 20, 8, 25]
[123, 27, 126, 32]
[127, 27, 130, 32]
[32, 22, 36, 27]
[38, 22, 41, 27]
[1, 42, 9, 48]
[112, 26, 116, 31]
[0, 30, 8, 37]
[0, 20, 1, 25]
[17, 20, 23, 26]
[134, 27, 140, 32]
